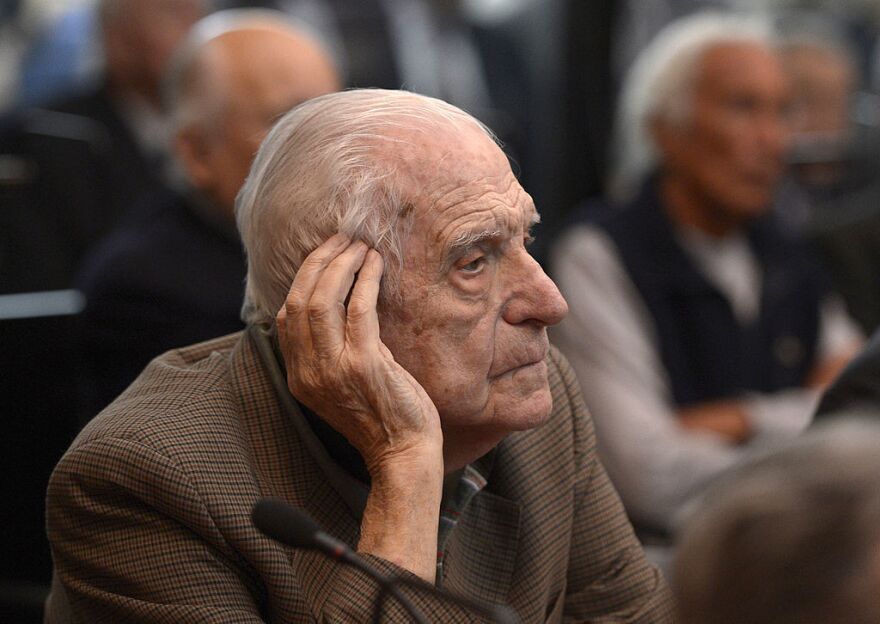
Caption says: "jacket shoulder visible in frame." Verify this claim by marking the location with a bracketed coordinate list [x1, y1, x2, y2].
[72, 332, 245, 451]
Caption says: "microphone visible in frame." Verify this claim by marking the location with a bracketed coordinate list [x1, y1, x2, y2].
[252, 498, 354, 562]
[251, 498, 519, 623]
[252, 498, 428, 624]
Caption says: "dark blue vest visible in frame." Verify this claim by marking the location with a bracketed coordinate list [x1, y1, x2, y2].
[580, 182, 826, 407]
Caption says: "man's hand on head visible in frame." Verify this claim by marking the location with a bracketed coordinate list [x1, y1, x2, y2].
[276, 233, 443, 471]
[276, 233, 444, 581]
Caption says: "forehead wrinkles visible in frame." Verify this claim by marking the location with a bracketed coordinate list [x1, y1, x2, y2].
[425, 175, 532, 254]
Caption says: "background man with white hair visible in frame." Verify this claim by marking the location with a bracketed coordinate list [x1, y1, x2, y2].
[45, 89, 674, 622]
[550, 11, 862, 537]
[73, 9, 340, 419]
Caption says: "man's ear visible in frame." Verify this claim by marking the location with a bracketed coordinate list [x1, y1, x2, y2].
[174, 128, 214, 190]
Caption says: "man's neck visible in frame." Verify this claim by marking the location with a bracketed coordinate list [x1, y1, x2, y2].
[442, 423, 505, 474]
[659, 173, 741, 239]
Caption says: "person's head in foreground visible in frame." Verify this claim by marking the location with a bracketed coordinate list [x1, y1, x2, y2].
[673, 418, 880, 624]
[165, 9, 340, 220]
[612, 11, 792, 236]
[236, 88, 569, 473]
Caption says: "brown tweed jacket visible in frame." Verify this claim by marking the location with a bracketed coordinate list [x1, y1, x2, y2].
[46, 329, 674, 623]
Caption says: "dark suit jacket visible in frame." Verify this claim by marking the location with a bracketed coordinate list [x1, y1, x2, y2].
[74, 190, 246, 420]
[0, 81, 168, 292]
[46, 329, 674, 622]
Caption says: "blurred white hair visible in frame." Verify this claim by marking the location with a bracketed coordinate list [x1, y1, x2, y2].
[163, 8, 331, 133]
[235, 88, 497, 326]
[609, 11, 774, 201]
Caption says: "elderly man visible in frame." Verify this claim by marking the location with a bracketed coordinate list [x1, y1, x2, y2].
[673, 419, 880, 624]
[46, 90, 673, 621]
[74, 10, 340, 418]
[550, 12, 862, 536]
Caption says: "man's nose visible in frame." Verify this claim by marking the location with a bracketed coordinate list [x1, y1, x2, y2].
[503, 251, 568, 327]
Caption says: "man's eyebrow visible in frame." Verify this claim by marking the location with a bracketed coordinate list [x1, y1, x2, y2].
[527, 210, 541, 229]
[448, 228, 504, 255]
[446, 208, 541, 255]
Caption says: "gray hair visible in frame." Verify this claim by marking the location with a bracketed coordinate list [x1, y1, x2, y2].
[163, 8, 329, 133]
[235, 88, 497, 326]
[610, 11, 774, 200]
[673, 418, 880, 624]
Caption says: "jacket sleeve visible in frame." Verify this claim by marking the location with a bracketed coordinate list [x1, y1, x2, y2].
[46, 436, 485, 623]
[46, 436, 268, 623]
[548, 349, 676, 623]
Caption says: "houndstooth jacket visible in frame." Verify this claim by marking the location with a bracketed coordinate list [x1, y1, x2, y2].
[45, 328, 674, 623]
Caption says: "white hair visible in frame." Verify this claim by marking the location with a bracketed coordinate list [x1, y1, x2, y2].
[235, 88, 497, 326]
[610, 11, 774, 200]
[163, 8, 330, 133]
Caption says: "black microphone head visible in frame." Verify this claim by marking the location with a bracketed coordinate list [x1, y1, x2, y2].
[251, 498, 320, 549]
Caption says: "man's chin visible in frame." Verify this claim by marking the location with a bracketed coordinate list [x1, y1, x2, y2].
[502, 386, 554, 432]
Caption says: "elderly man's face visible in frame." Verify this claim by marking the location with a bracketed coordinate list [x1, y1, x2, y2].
[655, 42, 791, 226]
[377, 125, 568, 464]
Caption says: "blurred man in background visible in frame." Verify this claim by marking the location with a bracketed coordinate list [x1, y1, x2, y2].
[0, 1, 209, 607]
[673, 419, 880, 624]
[778, 25, 880, 334]
[551, 12, 862, 539]
[0, 0, 207, 293]
[74, 9, 340, 419]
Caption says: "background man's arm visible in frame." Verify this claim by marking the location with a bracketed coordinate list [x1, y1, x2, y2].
[551, 226, 751, 531]
[549, 350, 675, 622]
[689, 296, 862, 441]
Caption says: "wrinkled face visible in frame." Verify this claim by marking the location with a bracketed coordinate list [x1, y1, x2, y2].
[378, 124, 568, 465]
[655, 42, 791, 225]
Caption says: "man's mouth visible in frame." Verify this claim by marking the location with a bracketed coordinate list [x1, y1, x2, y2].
[491, 346, 549, 379]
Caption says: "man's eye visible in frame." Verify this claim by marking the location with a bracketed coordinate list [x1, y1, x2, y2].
[459, 257, 486, 273]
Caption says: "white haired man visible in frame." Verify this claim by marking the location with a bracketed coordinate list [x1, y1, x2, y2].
[73, 9, 340, 418]
[45, 89, 674, 621]
[550, 12, 862, 537]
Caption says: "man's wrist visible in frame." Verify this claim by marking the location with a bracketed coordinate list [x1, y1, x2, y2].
[358, 446, 444, 582]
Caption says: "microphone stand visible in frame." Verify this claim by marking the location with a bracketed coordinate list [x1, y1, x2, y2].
[373, 574, 519, 624]
[311, 534, 429, 624]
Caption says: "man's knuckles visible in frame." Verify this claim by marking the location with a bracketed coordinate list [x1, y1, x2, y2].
[306, 297, 342, 324]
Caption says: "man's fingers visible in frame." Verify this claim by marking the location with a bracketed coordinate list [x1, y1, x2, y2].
[278, 233, 350, 350]
[284, 233, 351, 313]
[346, 249, 384, 347]
[307, 241, 370, 356]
